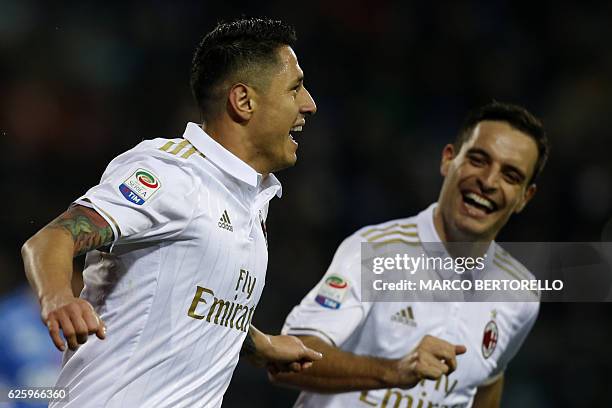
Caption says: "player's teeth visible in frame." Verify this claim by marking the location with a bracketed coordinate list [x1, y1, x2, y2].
[466, 192, 493, 210]
[291, 126, 302, 132]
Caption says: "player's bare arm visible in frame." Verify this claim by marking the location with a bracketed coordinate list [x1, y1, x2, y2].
[21, 204, 110, 351]
[472, 374, 504, 408]
[269, 334, 466, 393]
[48, 204, 114, 256]
[240, 326, 323, 373]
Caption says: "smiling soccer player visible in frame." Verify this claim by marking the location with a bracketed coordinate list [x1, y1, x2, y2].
[273, 102, 549, 408]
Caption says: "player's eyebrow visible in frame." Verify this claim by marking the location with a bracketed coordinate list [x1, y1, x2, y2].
[467, 147, 487, 155]
[466, 147, 491, 160]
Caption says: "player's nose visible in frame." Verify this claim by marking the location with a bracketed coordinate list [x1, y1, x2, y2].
[477, 169, 499, 193]
[300, 87, 317, 116]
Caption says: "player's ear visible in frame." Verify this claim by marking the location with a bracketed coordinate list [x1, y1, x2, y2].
[440, 144, 455, 177]
[227, 83, 255, 122]
[515, 183, 537, 213]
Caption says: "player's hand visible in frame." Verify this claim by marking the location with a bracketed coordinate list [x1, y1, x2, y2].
[394, 335, 466, 389]
[41, 293, 106, 351]
[262, 334, 323, 374]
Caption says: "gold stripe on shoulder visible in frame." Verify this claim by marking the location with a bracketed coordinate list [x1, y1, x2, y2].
[373, 238, 421, 249]
[367, 229, 419, 243]
[169, 139, 190, 154]
[361, 223, 416, 238]
[159, 141, 175, 152]
[159, 139, 188, 153]
[159, 139, 203, 159]
[493, 260, 538, 298]
[181, 147, 198, 159]
[494, 252, 529, 280]
[492, 259, 522, 281]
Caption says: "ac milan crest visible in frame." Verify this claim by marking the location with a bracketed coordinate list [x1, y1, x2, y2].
[481, 320, 498, 359]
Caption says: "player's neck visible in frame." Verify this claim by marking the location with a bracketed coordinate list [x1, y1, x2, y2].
[201, 121, 271, 177]
[433, 206, 492, 258]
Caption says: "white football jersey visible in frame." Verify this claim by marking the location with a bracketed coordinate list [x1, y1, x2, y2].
[283, 204, 539, 408]
[51, 123, 280, 408]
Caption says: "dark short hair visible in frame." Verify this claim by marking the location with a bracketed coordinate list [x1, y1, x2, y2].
[190, 17, 297, 119]
[454, 101, 550, 184]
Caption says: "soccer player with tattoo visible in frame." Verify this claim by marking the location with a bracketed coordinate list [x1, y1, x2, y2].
[272, 102, 549, 408]
[21, 18, 320, 407]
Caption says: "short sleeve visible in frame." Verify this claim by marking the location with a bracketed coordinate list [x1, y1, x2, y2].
[282, 235, 372, 347]
[485, 301, 539, 383]
[75, 148, 197, 246]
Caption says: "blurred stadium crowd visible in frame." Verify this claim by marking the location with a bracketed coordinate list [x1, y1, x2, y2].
[1, 1, 611, 406]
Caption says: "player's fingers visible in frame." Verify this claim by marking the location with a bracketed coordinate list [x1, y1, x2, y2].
[57, 312, 79, 350]
[437, 349, 458, 373]
[288, 362, 302, 372]
[301, 361, 313, 370]
[423, 353, 449, 377]
[415, 359, 444, 380]
[70, 314, 90, 345]
[430, 346, 456, 372]
[423, 366, 444, 380]
[82, 308, 100, 333]
[422, 336, 457, 361]
[95, 317, 107, 340]
[300, 346, 323, 362]
[443, 345, 467, 374]
[46, 317, 66, 351]
[83, 309, 106, 340]
[442, 356, 457, 374]
[428, 351, 450, 370]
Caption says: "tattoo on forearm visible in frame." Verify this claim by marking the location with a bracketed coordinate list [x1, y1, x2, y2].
[48, 206, 114, 256]
[241, 330, 257, 357]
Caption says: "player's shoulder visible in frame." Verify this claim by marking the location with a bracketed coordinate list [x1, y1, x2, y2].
[351, 215, 420, 246]
[492, 244, 536, 281]
[105, 138, 203, 175]
[492, 243, 541, 304]
[122, 137, 203, 164]
[324, 217, 415, 272]
[100, 137, 203, 196]
[330, 216, 421, 269]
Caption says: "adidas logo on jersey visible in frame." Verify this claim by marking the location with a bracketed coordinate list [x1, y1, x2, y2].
[391, 306, 417, 327]
[218, 210, 233, 232]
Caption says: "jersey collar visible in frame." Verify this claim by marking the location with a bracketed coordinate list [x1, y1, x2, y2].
[183, 122, 282, 197]
[416, 203, 496, 276]
[416, 203, 443, 246]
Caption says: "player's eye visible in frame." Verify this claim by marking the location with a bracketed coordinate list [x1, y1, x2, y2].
[468, 155, 486, 167]
[503, 171, 522, 184]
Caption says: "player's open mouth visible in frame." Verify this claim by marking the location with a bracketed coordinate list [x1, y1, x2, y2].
[462, 191, 497, 214]
[289, 124, 304, 145]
